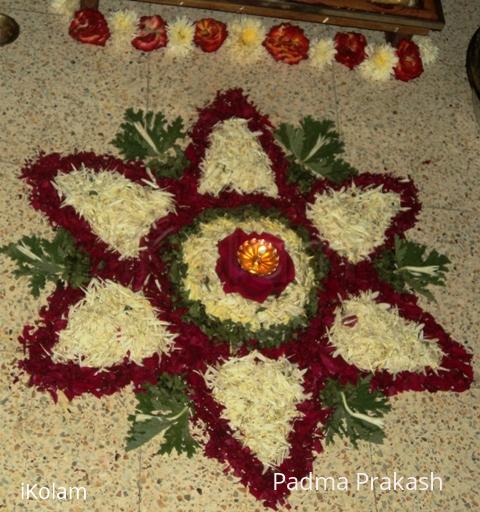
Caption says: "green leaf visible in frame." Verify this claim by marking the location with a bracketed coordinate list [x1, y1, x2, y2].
[112, 109, 187, 179]
[374, 236, 450, 301]
[275, 117, 358, 191]
[0, 229, 91, 297]
[125, 417, 166, 452]
[126, 374, 198, 457]
[320, 377, 391, 449]
[149, 147, 188, 179]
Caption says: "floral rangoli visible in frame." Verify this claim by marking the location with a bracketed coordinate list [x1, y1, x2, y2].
[3, 90, 473, 509]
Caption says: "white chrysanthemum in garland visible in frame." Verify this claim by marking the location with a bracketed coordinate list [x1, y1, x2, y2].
[328, 291, 444, 374]
[182, 217, 315, 330]
[52, 279, 176, 368]
[108, 10, 139, 48]
[54, 166, 175, 259]
[226, 18, 266, 63]
[412, 36, 439, 65]
[307, 184, 403, 263]
[204, 351, 309, 468]
[50, 0, 77, 17]
[167, 17, 195, 57]
[359, 44, 399, 82]
[309, 38, 336, 70]
[199, 118, 278, 197]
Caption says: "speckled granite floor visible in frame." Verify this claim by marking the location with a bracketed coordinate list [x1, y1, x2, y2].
[0, 1, 479, 511]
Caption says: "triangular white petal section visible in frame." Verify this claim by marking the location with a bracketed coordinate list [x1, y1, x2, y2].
[329, 291, 443, 374]
[54, 166, 175, 259]
[198, 118, 279, 197]
[306, 184, 402, 263]
[204, 351, 309, 468]
[52, 279, 176, 368]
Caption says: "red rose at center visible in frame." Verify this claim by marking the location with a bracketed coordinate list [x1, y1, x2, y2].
[216, 229, 295, 303]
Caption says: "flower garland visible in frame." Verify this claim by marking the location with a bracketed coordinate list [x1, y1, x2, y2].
[51, 0, 439, 82]
[6, 89, 473, 510]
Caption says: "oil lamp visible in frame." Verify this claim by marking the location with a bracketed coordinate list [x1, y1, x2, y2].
[237, 238, 279, 276]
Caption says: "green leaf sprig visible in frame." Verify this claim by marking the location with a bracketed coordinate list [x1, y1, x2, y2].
[0, 229, 91, 297]
[320, 377, 391, 448]
[126, 374, 199, 457]
[112, 109, 187, 179]
[375, 236, 450, 301]
[275, 117, 357, 192]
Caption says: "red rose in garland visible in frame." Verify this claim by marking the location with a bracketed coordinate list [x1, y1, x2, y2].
[69, 9, 110, 47]
[263, 23, 309, 65]
[216, 229, 295, 303]
[194, 18, 228, 53]
[131, 15, 168, 52]
[334, 32, 367, 69]
[394, 39, 424, 82]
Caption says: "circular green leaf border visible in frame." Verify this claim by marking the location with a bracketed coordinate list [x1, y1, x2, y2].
[160, 206, 329, 348]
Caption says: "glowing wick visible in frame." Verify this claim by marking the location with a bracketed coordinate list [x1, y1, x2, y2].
[237, 238, 279, 276]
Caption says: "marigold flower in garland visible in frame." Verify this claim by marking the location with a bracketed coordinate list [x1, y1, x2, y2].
[167, 17, 195, 57]
[263, 23, 309, 65]
[359, 44, 399, 82]
[412, 35, 439, 65]
[108, 9, 139, 48]
[334, 32, 367, 69]
[394, 39, 424, 82]
[309, 38, 336, 70]
[50, 0, 77, 17]
[227, 18, 266, 63]
[194, 18, 228, 53]
[69, 9, 110, 47]
[131, 15, 168, 52]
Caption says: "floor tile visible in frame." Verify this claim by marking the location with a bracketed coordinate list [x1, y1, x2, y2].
[370, 390, 480, 512]
[0, 161, 55, 354]
[0, 0, 48, 15]
[139, 436, 376, 512]
[431, 1, 480, 71]
[0, 8, 149, 165]
[334, 40, 480, 212]
[4, 385, 141, 511]
[0, 350, 29, 511]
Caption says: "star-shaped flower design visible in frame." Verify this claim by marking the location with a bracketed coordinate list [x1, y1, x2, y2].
[15, 90, 472, 508]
